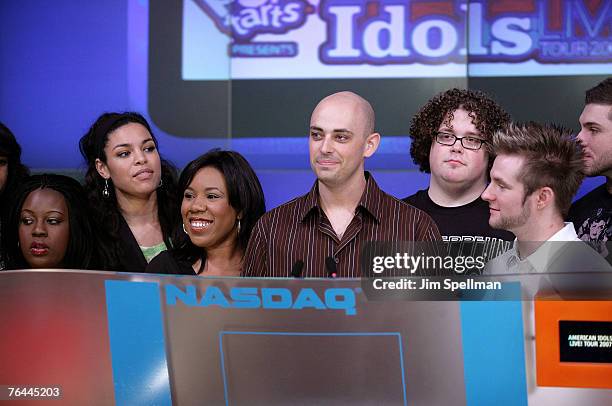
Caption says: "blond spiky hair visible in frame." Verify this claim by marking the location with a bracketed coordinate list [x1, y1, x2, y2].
[492, 122, 585, 217]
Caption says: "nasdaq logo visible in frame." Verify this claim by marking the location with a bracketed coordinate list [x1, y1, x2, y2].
[166, 285, 357, 315]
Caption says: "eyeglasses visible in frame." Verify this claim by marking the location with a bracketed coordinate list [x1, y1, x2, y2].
[434, 133, 487, 150]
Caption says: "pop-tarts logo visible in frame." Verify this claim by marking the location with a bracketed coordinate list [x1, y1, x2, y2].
[166, 284, 357, 316]
[194, 0, 311, 41]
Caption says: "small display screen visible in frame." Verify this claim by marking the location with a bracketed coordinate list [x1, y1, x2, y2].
[559, 321, 612, 363]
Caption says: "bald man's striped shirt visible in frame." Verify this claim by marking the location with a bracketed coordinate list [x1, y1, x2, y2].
[242, 173, 442, 278]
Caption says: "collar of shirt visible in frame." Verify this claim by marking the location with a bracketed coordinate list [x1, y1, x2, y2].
[505, 222, 580, 273]
[298, 171, 383, 224]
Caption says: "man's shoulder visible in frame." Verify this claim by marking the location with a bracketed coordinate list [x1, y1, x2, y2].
[257, 193, 310, 226]
[377, 190, 441, 239]
[569, 183, 610, 218]
[552, 240, 610, 270]
[571, 183, 606, 206]
[382, 189, 435, 219]
[266, 194, 305, 213]
[402, 189, 428, 208]
[402, 189, 488, 216]
[483, 248, 514, 275]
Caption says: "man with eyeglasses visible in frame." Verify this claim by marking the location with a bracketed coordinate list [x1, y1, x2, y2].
[404, 88, 514, 272]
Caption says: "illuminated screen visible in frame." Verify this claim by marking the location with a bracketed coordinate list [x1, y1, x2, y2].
[181, 0, 611, 80]
[559, 320, 612, 364]
[138, 0, 611, 168]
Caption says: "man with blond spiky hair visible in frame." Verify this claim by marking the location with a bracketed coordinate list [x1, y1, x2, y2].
[483, 123, 610, 402]
[482, 122, 609, 274]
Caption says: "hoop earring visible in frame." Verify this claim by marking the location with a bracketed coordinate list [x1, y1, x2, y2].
[102, 179, 110, 198]
[159, 178, 163, 188]
[182, 223, 187, 234]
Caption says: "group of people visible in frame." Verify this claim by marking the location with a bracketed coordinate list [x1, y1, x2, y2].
[0, 77, 610, 277]
[0, 113, 266, 275]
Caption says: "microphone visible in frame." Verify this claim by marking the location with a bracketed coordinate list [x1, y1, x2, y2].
[325, 256, 337, 278]
[291, 260, 304, 278]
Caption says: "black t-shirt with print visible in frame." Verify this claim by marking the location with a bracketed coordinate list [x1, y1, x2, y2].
[568, 183, 612, 264]
[404, 189, 514, 274]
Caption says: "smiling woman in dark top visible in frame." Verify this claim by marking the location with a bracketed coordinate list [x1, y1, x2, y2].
[79, 112, 180, 272]
[147, 149, 265, 276]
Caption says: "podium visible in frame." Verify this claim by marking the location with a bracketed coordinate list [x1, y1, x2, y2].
[1, 270, 611, 405]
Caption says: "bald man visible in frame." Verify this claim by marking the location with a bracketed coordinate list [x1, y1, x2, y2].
[242, 91, 441, 277]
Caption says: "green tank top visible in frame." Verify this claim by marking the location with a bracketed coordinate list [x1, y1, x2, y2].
[140, 241, 168, 263]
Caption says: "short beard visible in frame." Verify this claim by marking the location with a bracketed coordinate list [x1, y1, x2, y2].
[585, 152, 612, 177]
[493, 203, 531, 231]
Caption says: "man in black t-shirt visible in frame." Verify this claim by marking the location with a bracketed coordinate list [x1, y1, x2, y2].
[404, 89, 514, 272]
[568, 77, 612, 263]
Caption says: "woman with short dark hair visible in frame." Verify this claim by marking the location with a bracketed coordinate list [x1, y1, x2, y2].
[147, 149, 266, 276]
[5, 174, 96, 270]
[79, 112, 180, 272]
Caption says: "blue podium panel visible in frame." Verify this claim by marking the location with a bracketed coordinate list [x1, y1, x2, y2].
[461, 300, 527, 406]
[105, 280, 172, 406]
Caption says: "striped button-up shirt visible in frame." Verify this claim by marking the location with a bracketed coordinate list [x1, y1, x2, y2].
[242, 173, 441, 277]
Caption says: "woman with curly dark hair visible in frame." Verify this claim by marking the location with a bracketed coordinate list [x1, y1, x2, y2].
[79, 112, 180, 272]
[0, 122, 30, 270]
[4, 174, 97, 270]
[404, 88, 514, 268]
[146, 149, 265, 276]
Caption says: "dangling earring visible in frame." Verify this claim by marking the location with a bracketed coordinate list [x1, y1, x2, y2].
[237, 218, 241, 234]
[102, 179, 110, 198]
[182, 223, 188, 234]
[158, 178, 163, 188]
